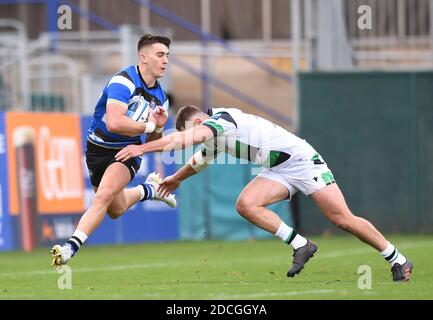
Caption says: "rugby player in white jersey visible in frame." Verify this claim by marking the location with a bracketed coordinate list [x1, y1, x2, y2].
[116, 105, 413, 281]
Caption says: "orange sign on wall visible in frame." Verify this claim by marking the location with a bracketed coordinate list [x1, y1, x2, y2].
[6, 112, 85, 215]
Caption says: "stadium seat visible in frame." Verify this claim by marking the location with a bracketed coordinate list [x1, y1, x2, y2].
[31, 93, 66, 112]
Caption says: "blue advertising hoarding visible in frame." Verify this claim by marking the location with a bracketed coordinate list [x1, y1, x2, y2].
[0, 112, 13, 250]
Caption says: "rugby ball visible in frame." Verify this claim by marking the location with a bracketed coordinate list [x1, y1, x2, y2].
[126, 95, 150, 123]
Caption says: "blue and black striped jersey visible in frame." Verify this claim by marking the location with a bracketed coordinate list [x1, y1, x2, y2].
[87, 65, 169, 149]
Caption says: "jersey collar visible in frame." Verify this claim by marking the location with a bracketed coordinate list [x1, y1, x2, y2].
[136, 65, 159, 89]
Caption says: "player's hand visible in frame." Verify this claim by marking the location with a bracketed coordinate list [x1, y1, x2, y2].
[157, 175, 181, 197]
[144, 112, 158, 133]
[152, 105, 168, 128]
[115, 144, 144, 162]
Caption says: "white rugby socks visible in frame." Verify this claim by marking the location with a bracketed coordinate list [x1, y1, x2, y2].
[66, 230, 88, 256]
[139, 183, 155, 202]
[275, 222, 308, 249]
[380, 241, 407, 266]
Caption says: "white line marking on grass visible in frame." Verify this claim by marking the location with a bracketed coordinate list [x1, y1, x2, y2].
[213, 289, 338, 299]
[0, 262, 189, 277]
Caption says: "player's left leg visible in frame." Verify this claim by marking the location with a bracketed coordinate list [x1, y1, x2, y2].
[310, 183, 413, 281]
[236, 177, 318, 277]
[50, 162, 131, 267]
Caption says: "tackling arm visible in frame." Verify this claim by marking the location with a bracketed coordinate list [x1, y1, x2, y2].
[145, 125, 214, 152]
[156, 149, 211, 197]
[174, 147, 212, 181]
[115, 125, 215, 162]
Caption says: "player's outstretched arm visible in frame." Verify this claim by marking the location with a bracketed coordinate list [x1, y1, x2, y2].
[157, 149, 210, 197]
[157, 165, 193, 197]
[115, 125, 214, 162]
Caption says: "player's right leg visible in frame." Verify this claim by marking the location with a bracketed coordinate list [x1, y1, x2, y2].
[105, 187, 140, 219]
[106, 172, 176, 220]
[50, 162, 131, 267]
[236, 176, 317, 278]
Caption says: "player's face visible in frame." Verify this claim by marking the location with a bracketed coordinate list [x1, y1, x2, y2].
[142, 43, 169, 79]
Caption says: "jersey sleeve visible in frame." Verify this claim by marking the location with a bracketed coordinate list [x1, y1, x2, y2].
[106, 74, 135, 107]
[202, 112, 237, 137]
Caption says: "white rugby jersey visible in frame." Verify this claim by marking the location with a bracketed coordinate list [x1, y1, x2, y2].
[200, 108, 314, 168]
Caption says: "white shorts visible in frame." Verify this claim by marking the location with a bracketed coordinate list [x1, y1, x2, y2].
[257, 148, 335, 199]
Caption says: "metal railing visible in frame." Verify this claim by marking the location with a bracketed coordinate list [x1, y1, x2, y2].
[299, 0, 433, 69]
[0, 19, 29, 111]
[345, 0, 433, 68]
[132, 0, 293, 84]
[28, 54, 80, 113]
[0, 18, 81, 113]
[352, 0, 431, 67]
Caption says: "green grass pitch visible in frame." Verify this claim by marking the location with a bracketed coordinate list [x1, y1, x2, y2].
[0, 235, 432, 300]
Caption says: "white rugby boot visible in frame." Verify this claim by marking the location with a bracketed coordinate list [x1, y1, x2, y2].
[144, 172, 177, 208]
[50, 243, 74, 267]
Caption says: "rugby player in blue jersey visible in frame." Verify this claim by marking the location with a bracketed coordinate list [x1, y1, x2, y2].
[51, 35, 176, 266]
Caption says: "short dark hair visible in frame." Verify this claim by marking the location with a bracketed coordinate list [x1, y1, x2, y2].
[137, 34, 171, 52]
[176, 105, 203, 131]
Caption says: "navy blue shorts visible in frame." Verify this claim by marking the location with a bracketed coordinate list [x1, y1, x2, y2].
[85, 141, 141, 187]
